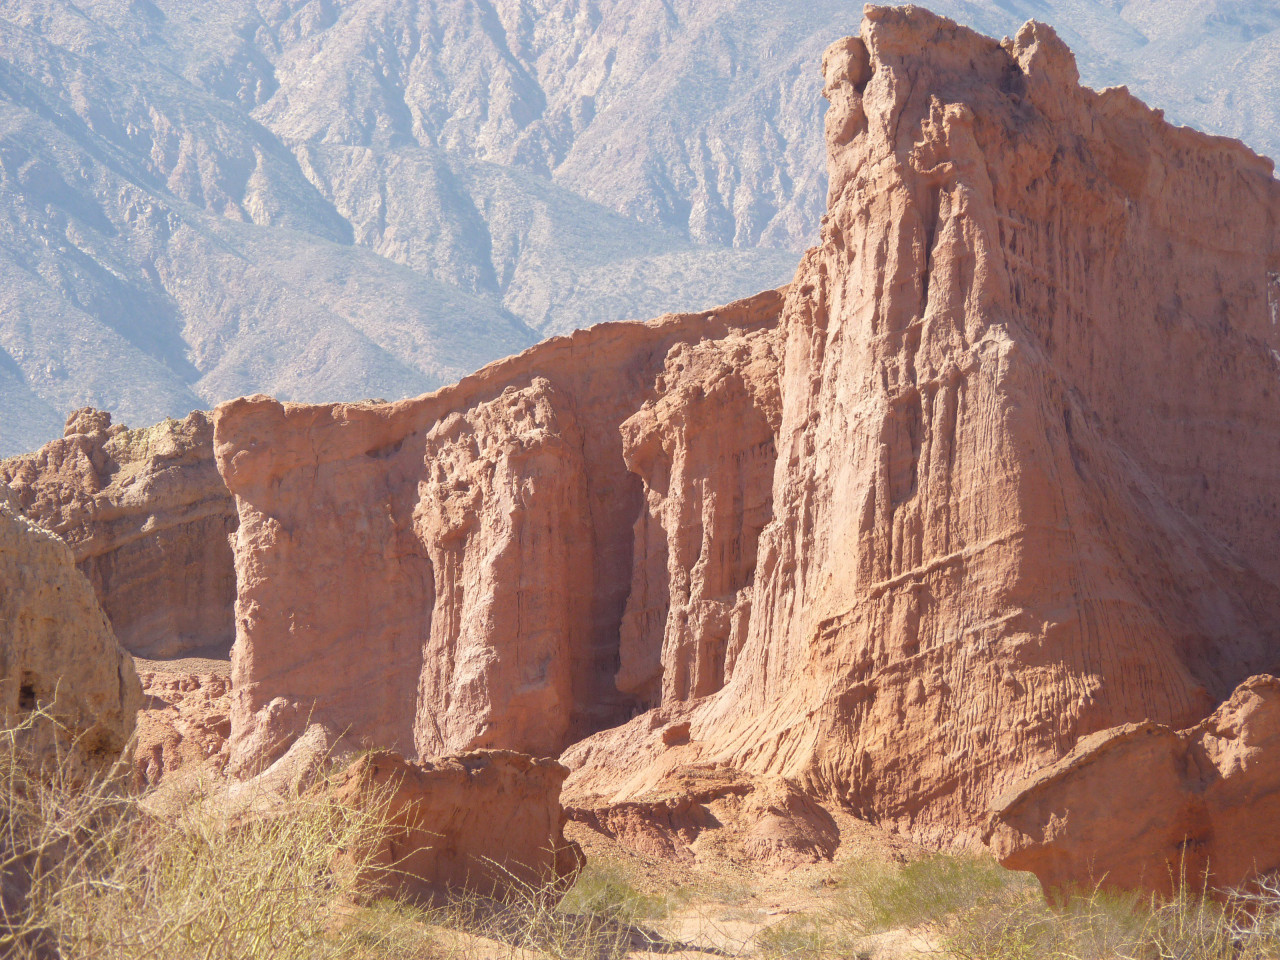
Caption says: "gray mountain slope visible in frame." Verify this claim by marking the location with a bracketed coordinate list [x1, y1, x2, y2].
[1, 0, 1278, 455]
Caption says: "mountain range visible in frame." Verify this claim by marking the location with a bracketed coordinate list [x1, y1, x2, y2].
[2, 0, 1278, 456]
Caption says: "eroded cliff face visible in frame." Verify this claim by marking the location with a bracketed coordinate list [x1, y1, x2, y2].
[617, 328, 782, 707]
[566, 6, 1280, 843]
[214, 292, 785, 775]
[416, 378, 593, 758]
[1, 409, 237, 660]
[213, 5, 1280, 851]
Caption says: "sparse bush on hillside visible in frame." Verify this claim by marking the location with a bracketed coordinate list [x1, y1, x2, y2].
[0, 707, 421, 960]
[9, 704, 1280, 960]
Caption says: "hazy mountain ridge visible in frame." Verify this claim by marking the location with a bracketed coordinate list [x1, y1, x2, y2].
[2, 0, 1279, 455]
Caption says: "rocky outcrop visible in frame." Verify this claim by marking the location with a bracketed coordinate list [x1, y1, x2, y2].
[213, 4, 1280, 864]
[562, 5, 1280, 846]
[0, 499, 141, 765]
[617, 328, 781, 706]
[988, 676, 1280, 896]
[214, 292, 784, 775]
[1, 409, 237, 660]
[329, 749, 583, 903]
[415, 379, 593, 759]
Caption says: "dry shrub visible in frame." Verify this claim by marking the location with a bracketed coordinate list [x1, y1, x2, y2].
[0, 709, 649, 960]
[949, 870, 1280, 960]
[0, 707, 422, 960]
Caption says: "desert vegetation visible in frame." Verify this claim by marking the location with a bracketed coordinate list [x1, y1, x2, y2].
[6, 707, 1280, 960]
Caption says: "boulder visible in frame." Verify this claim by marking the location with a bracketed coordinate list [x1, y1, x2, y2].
[988, 676, 1280, 896]
[329, 749, 583, 903]
[1, 409, 237, 660]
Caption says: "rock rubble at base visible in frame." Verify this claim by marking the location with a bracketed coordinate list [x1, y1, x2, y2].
[989, 675, 1280, 897]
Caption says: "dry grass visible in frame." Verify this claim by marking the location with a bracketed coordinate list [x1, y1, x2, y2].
[0, 707, 416, 959]
[9, 705, 1280, 960]
[750, 849, 1280, 960]
[752, 854, 1005, 959]
[948, 874, 1280, 960]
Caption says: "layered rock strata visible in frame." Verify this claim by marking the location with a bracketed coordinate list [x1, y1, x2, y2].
[215, 296, 784, 774]
[1, 409, 237, 660]
[329, 750, 583, 903]
[0, 499, 141, 765]
[213, 4, 1280, 856]
[989, 676, 1280, 896]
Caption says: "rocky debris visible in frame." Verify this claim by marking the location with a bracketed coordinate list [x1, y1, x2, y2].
[132, 663, 232, 788]
[1, 409, 237, 660]
[212, 4, 1280, 867]
[0, 499, 141, 767]
[214, 291, 784, 776]
[329, 749, 583, 904]
[988, 676, 1280, 897]
[567, 766, 838, 870]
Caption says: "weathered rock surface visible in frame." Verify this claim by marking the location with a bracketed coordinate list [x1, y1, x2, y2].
[0, 499, 141, 764]
[330, 749, 583, 903]
[133, 662, 232, 788]
[215, 291, 784, 776]
[617, 328, 782, 707]
[213, 4, 1280, 867]
[564, 5, 1280, 847]
[2, 408, 237, 660]
[988, 676, 1280, 896]
[416, 378, 593, 759]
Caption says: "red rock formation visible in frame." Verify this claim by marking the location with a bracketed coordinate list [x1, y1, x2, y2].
[0, 498, 141, 766]
[567, 6, 1280, 845]
[988, 676, 1280, 896]
[213, 4, 1280, 862]
[1, 409, 237, 660]
[617, 328, 781, 706]
[214, 293, 784, 775]
[329, 749, 583, 903]
[415, 379, 593, 758]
